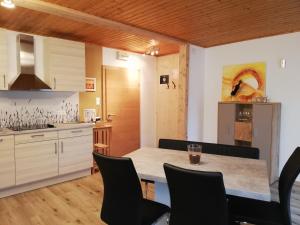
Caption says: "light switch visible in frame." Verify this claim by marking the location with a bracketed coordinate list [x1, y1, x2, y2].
[96, 97, 101, 106]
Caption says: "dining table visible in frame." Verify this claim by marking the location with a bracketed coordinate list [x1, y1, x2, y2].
[126, 147, 271, 206]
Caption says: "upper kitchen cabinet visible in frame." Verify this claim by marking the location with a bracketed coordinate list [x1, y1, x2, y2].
[0, 29, 8, 90]
[44, 37, 85, 92]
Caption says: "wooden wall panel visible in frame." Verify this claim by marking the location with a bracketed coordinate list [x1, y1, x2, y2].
[79, 44, 102, 121]
[156, 54, 180, 142]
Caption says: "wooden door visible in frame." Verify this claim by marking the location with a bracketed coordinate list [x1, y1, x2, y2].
[103, 66, 140, 156]
[218, 103, 235, 145]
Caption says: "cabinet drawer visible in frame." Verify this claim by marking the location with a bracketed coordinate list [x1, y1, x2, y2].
[15, 131, 58, 145]
[59, 128, 92, 138]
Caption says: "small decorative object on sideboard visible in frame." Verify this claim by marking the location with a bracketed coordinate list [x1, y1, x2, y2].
[254, 96, 268, 103]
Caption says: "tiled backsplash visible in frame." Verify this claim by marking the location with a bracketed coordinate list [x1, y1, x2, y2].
[0, 91, 79, 128]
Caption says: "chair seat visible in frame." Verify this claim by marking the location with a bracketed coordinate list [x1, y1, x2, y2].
[142, 199, 170, 225]
[229, 196, 284, 225]
[94, 143, 109, 149]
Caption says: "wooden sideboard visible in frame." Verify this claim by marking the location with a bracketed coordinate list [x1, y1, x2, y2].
[218, 102, 281, 183]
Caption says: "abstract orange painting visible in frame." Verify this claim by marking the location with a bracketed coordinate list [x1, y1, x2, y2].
[221, 62, 266, 102]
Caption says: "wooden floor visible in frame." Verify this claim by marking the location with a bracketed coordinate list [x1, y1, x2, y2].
[0, 174, 299, 225]
[0, 174, 155, 225]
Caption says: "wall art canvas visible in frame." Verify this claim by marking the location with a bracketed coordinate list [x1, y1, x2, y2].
[221, 62, 266, 102]
[85, 77, 96, 92]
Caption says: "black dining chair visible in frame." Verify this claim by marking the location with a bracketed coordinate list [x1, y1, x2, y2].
[164, 163, 229, 225]
[93, 152, 170, 225]
[229, 147, 300, 225]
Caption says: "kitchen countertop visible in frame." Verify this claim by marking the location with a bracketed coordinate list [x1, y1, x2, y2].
[0, 123, 94, 136]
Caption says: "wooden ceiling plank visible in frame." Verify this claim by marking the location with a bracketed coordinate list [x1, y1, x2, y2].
[14, 0, 185, 45]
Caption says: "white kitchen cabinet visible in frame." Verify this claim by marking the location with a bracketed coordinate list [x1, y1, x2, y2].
[15, 139, 59, 185]
[0, 135, 15, 189]
[0, 29, 8, 90]
[58, 128, 93, 175]
[44, 37, 85, 92]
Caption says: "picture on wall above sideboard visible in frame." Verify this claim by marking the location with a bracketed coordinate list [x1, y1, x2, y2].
[221, 62, 266, 102]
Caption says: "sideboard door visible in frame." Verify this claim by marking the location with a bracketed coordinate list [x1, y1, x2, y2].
[218, 103, 235, 145]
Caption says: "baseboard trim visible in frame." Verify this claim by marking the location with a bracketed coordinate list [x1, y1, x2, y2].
[0, 169, 91, 198]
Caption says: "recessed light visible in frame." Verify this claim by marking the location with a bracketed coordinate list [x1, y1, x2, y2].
[1, 0, 15, 9]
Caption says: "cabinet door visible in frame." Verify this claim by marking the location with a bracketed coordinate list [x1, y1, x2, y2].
[218, 103, 235, 145]
[0, 29, 8, 90]
[252, 104, 273, 173]
[44, 37, 85, 92]
[15, 140, 58, 185]
[0, 135, 15, 189]
[59, 135, 93, 175]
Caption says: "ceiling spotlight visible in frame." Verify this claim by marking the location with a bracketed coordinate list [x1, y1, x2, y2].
[145, 46, 160, 56]
[1, 0, 15, 8]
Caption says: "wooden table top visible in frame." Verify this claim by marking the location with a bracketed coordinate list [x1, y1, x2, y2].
[126, 147, 271, 201]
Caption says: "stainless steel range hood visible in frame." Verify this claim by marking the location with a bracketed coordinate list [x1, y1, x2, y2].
[10, 34, 51, 91]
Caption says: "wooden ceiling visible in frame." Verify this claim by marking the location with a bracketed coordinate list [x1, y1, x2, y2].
[1, 0, 300, 55]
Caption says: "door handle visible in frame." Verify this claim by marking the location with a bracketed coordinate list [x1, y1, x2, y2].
[31, 134, 45, 138]
[54, 143, 57, 155]
[107, 114, 116, 121]
[3, 74, 6, 89]
[61, 141, 64, 153]
[53, 77, 56, 89]
[71, 130, 82, 133]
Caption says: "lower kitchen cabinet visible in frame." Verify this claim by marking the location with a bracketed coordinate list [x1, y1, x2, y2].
[15, 140, 59, 185]
[0, 135, 15, 189]
[59, 135, 93, 175]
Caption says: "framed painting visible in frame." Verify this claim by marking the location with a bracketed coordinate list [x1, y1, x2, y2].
[85, 77, 96, 92]
[221, 62, 266, 102]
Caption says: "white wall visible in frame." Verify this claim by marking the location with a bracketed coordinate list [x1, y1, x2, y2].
[102, 47, 157, 147]
[191, 32, 300, 174]
[187, 45, 205, 141]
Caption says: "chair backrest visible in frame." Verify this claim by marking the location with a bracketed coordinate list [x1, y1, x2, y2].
[278, 147, 300, 225]
[164, 163, 228, 225]
[159, 138, 259, 159]
[93, 152, 143, 225]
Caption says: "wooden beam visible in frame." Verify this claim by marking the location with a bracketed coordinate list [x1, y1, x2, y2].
[14, 0, 185, 45]
[178, 44, 189, 140]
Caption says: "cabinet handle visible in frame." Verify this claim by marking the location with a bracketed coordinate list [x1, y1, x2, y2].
[54, 143, 57, 154]
[71, 130, 82, 133]
[3, 74, 6, 89]
[54, 77, 56, 89]
[61, 141, 64, 153]
[31, 134, 45, 138]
